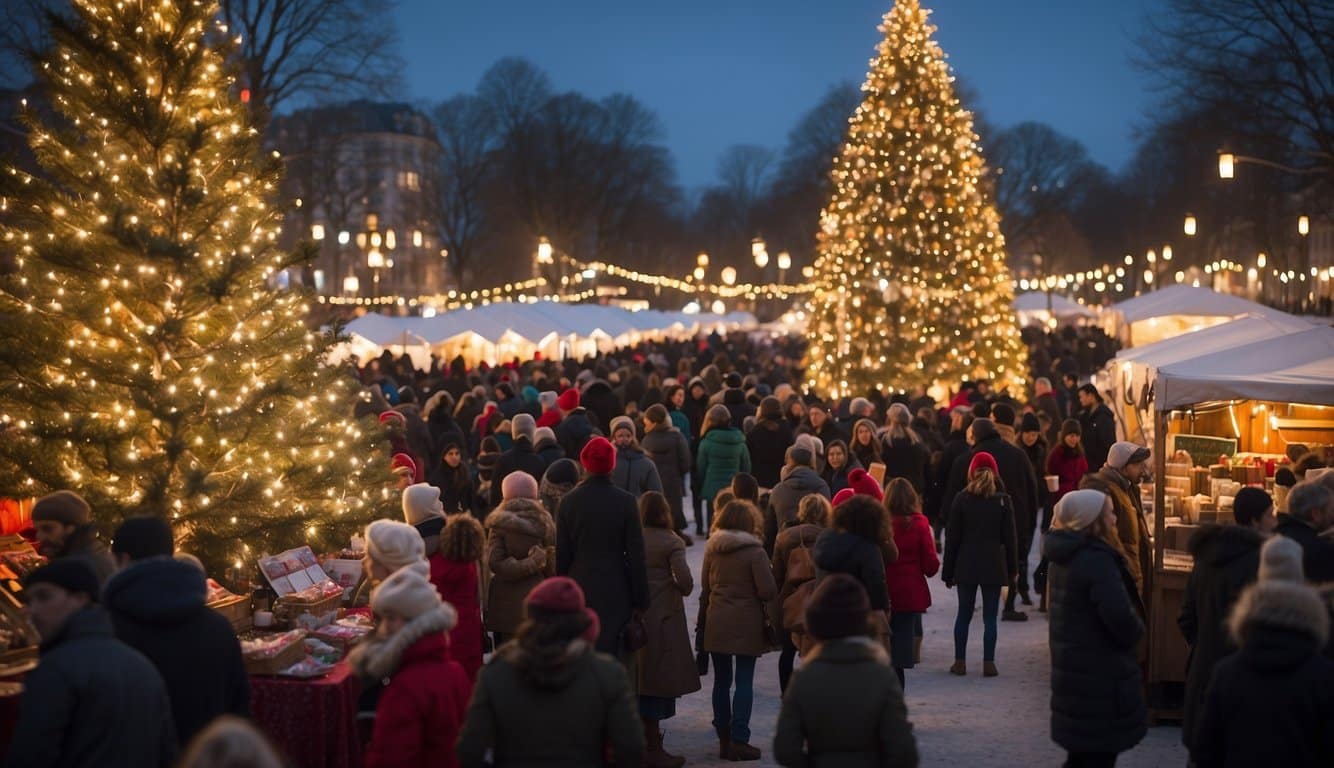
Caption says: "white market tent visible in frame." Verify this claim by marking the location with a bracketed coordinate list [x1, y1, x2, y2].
[331, 312, 434, 370]
[1012, 291, 1098, 327]
[1154, 324, 1334, 410]
[333, 302, 757, 367]
[1107, 285, 1281, 346]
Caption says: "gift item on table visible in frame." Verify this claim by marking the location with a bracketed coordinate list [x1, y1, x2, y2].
[320, 556, 364, 594]
[259, 546, 339, 598]
[303, 637, 342, 665]
[1191, 467, 1212, 496]
[279, 656, 336, 679]
[1210, 464, 1230, 479]
[312, 622, 371, 655]
[1230, 465, 1263, 485]
[241, 629, 307, 675]
[1211, 478, 1241, 501]
[1165, 462, 1192, 478]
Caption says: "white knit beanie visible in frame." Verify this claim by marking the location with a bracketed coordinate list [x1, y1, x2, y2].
[401, 483, 444, 526]
[1258, 535, 1305, 583]
[502, 471, 541, 501]
[1053, 489, 1109, 532]
[365, 519, 427, 575]
[512, 413, 537, 442]
[370, 566, 444, 620]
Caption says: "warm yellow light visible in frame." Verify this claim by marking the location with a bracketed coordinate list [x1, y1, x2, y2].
[710, 300, 726, 314]
[367, 248, 384, 269]
[1184, 214, 1196, 236]
[1162, 245, 1172, 261]
[337, 230, 350, 245]
[697, 252, 709, 267]
[752, 238, 768, 268]
[1143, 269, 1154, 284]
[385, 230, 396, 250]
[1218, 153, 1234, 179]
[537, 237, 553, 264]
[310, 224, 324, 241]
[342, 275, 359, 294]
[693, 266, 705, 280]
[777, 252, 791, 270]
[1257, 253, 1267, 269]
[1124, 254, 1133, 265]
[1298, 215, 1310, 236]
[1146, 249, 1156, 264]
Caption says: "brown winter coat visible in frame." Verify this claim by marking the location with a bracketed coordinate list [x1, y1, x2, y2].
[699, 530, 779, 658]
[1081, 467, 1153, 606]
[772, 523, 823, 629]
[638, 528, 702, 699]
[484, 498, 556, 634]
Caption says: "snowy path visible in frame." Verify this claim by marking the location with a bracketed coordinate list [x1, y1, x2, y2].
[666, 530, 1188, 767]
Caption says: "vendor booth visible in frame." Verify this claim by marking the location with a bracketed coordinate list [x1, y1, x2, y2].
[1106, 285, 1283, 347]
[1141, 323, 1334, 720]
[1012, 291, 1098, 328]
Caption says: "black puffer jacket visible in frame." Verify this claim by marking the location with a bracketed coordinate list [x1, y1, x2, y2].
[942, 434, 1040, 536]
[1044, 530, 1146, 755]
[1178, 524, 1263, 754]
[1194, 581, 1334, 768]
[942, 492, 1018, 588]
[490, 437, 549, 507]
[104, 558, 250, 748]
[747, 419, 794, 489]
[556, 408, 599, 459]
[812, 529, 891, 611]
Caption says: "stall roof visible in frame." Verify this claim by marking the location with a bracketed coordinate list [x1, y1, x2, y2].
[1112, 285, 1275, 324]
[1114, 313, 1313, 368]
[1012, 291, 1097, 317]
[1154, 324, 1334, 409]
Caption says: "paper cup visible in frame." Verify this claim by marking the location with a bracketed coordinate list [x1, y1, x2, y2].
[1045, 475, 1060, 493]
[253, 610, 274, 628]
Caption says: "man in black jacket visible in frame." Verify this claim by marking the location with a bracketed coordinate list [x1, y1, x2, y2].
[490, 414, 550, 507]
[1076, 384, 1117, 473]
[104, 517, 250, 750]
[1276, 481, 1334, 583]
[7, 559, 176, 767]
[942, 418, 1040, 621]
[30, 490, 117, 588]
[927, 406, 973, 545]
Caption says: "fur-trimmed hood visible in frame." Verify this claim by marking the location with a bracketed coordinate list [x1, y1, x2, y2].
[1229, 581, 1330, 666]
[348, 603, 457, 682]
[485, 497, 555, 541]
[497, 637, 594, 691]
[706, 529, 763, 555]
[805, 636, 890, 666]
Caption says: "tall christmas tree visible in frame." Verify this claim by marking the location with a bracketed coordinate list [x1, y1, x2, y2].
[0, 0, 394, 573]
[805, 0, 1027, 400]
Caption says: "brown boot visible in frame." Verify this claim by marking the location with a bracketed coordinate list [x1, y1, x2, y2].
[913, 636, 923, 664]
[644, 720, 685, 768]
[949, 660, 966, 676]
[983, 661, 999, 677]
[717, 732, 730, 760]
[727, 741, 762, 761]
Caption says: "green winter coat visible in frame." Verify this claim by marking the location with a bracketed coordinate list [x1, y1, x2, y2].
[773, 638, 919, 768]
[695, 426, 751, 503]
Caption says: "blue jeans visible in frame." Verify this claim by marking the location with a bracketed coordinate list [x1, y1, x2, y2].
[954, 584, 1001, 662]
[710, 653, 756, 742]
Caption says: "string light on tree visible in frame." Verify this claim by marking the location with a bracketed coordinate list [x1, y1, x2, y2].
[0, 0, 395, 574]
[804, 0, 1027, 398]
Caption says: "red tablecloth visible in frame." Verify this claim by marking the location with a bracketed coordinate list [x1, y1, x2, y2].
[250, 662, 362, 768]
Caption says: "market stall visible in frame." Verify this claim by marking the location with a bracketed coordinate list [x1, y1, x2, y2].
[1012, 291, 1098, 328]
[1142, 323, 1334, 720]
[1106, 284, 1281, 347]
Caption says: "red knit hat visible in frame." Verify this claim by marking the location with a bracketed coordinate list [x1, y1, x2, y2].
[557, 388, 580, 411]
[390, 452, 417, 479]
[379, 410, 406, 427]
[580, 436, 616, 476]
[832, 488, 857, 507]
[968, 451, 999, 477]
[525, 576, 600, 643]
[846, 468, 884, 501]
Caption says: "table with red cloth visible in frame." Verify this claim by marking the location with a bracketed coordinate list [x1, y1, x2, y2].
[249, 662, 363, 768]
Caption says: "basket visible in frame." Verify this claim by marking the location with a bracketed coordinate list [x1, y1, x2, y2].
[242, 632, 307, 676]
[208, 594, 253, 635]
[274, 591, 342, 629]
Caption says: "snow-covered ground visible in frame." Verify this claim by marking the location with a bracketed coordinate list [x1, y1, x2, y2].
[666, 531, 1188, 767]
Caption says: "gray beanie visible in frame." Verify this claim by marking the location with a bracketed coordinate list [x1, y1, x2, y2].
[511, 413, 537, 442]
[539, 391, 558, 410]
[1258, 536, 1304, 583]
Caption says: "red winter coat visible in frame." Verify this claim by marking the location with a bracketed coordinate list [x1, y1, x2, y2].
[365, 632, 471, 768]
[885, 513, 940, 613]
[429, 553, 484, 681]
[1046, 447, 1089, 509]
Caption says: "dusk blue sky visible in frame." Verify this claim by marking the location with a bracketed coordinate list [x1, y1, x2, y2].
[394, 0, 1163, 188]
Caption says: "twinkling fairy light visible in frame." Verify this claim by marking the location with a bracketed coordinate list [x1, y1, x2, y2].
[805, 0, 1027, 399]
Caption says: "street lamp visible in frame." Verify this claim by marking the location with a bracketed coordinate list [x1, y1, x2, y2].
[1184, 214, 1197, 237]
[1298, 215, 1310, 236]
[697, 252, 709, 268]
[752, 237, 768, 268]
[721, 266, 737, 286]
[537, 237, 554, 264]
[1218, 153, 1235, 179]
[777, 251, 791, 284]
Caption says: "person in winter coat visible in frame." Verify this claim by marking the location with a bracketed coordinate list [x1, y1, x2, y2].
[774, 575, 919, 768]
[432, 514, 487, 681]
[539, 459, 580, 519]
[698, 500, 779, 762]
[813, 494, 895, 654]
[609, 415, 664, 498]
[850, 418, 882, 473]
[555, 389, 599, 459]
[642, 404, 693, 538]
[490, 414, 549, 508]
[821, 439, 861, 495]
[484, 472, 556, 647]
[6, 559, 177, 768]
[695, 404, 752, 533]
[351, 567, 471, 768]
[1076, 385, 1117, 474]
[1080, 441, 1153, 608]
[943, 452, 1018, 677]
[684, 377, 711, 441]
[1019, 412, 1050, 511]
[1275, 480, 1334, 583]
[1046, 420, 1088, 512]
[1194, 537, 1334, 768]
[764, 446, 832, 555]
[423, 391, 467, 469]
[536, 390, 562, 430]
[880, 403, 930, 497]
[557, 437, 651, 661]
[636, 493, 700, 768]
[772, 494, 831, 693]
[533, 426, 565, 467]
[428, 441, 479, 519]
[456, 577, 645, 768]
[177, 717, 284, 768]
[720, 372, 756, 429]
[885, 479, 940, 689]
[1044, 489, 1147, 768]
[29, 490, 117, 588]
[581, 379, 620, 434]
[1178, 487, 1272, 759]
[661, 384, 692, 435]
[797, 402, 847, 447]
[364, 518, 431, 587]
[104, 518, 249, 749]
[927, 407, 973, 536]
[747, 397, 795, 490]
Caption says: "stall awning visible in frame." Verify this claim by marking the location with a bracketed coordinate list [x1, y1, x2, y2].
[1012, 291, 1097, 318]
[1114, 313, 1313, 369]
[1154, 325, 1334, 409]
[1112, 285, 1274, 324]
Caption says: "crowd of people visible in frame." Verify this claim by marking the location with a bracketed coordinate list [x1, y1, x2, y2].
[7, 327, 1334, 768]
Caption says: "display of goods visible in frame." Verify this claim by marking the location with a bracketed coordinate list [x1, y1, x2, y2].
[1209, 464, 1230, 479]
[1165, 462, 1192, 478]
[1191, 467, 1212, 496]
[207, 593, 252, 634]
[241, 629, 307, 675]
[312, 622, 371, 655]
[0, 551, 44, 580]
[279, 656, 336, 679]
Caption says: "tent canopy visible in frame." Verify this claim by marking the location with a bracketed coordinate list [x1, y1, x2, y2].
[1112, 285, 1272, 324]
[1154, 325, 1334, 409]
[1114, 312, 1312, 369]
[1012, 291, 1097, 318]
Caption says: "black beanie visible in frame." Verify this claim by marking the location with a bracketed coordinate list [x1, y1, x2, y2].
[1020, 412, 1041, 433]
[992, 403, 1016, 427]
[112, 516, 174, 561]
[804, 574, 870, 642]
[24, 559, 100, 601]
[1231, 487, 1273, 527]
[544, 458, 581, 486]
[1274, 468, 1298, 488]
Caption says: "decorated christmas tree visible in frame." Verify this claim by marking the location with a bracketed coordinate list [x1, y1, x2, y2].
[0, 0, 393, 573]
[805, 0, 1027, 399]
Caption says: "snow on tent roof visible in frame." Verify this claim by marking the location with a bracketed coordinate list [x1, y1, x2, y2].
[342, 314, 431, 347]
[1154, 324, 1334, 409]
[1012, 291, 1096, 317]
[1112, 285, 1275, 324]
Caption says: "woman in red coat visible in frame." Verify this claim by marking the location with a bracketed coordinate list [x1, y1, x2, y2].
[431, 515, 486, 681]
[351, 567, 472, 768]
[1038, 419, 1090, 611]
[884, 478, 940, 689]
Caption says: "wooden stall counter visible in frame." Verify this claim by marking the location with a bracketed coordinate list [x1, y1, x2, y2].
[1148, 549, 1193, 723]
